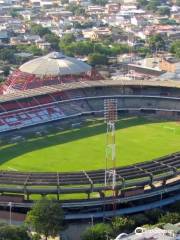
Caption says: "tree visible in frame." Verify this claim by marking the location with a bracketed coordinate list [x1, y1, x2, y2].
[31, 24, 51, 37]
[112, 217, 135, 235]
[71, 41, 93, 55]
[148, 34, 166, 51]
[2, 65, 10, 76]
[61, 0, 69, 4]
[175, 0, 180, 6]
[66, 3, 86, 15]
[88, 53, 108, 66]
[0, 77, 4, 83]
[15, 44, 43, 56]
[31, 233, 41, 240]
[82, 223, 112, 240]
[110, 43, 130, 55]
[59, 33, 76, 54]
[44, 33, 60, 50]
[60, 37, 130, 57]
[91, 0, 108, 5]
[137, 0, 148, 7]
[27, 45, 43, 56]
[146, 0, 161, 11]
[168, 201, 180, 213]
[0, 224, 30, 240]
[158, 6, 170, 16]
[59, 33, 75, 46]
[145, 209, 164, 224]
[159, 18, 177, 25]
[94, 43, 111, 55]
[9, 9, 19, 17]
[0, 48, 16, 63]
[26, 198, 64, 240]
[137, 46, 151, 57]
[158, 212, 180, 224]
[131, 214, 149, 227]
[73, 21, 94, 29]
[170, 40, 180, 59]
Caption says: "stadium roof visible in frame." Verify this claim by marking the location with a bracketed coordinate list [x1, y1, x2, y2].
[19, 52, 92, 76]
[1, 79, 180, 103]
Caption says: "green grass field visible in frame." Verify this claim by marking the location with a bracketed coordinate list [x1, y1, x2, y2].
[0, 117, 180, 172]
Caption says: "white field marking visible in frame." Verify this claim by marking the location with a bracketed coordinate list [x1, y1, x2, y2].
[8, 167, 18, 171]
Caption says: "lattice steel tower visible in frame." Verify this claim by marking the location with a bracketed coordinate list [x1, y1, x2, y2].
[104, 99, 118, 191]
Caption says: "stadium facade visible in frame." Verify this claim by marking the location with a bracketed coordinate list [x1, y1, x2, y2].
[0, 53, 179, 220]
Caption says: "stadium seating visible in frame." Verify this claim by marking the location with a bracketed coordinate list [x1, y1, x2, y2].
[1, 85, 180, 133]
[0, 104, 65, 133]
[0, 152, 179, 186]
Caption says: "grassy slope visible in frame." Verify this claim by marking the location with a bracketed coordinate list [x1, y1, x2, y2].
[0, 117, 180, 172]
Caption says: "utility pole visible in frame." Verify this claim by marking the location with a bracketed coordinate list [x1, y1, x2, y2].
[8, 202, 12, 225]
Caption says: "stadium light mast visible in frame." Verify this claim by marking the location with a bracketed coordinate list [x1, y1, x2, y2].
[104, 99, 118, 193]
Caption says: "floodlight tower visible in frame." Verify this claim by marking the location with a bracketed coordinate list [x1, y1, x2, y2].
[104, 99, 118, 192]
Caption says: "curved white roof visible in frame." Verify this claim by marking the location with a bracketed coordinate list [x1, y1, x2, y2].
[19, 52, 92, 76]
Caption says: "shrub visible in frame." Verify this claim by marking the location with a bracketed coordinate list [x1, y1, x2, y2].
[81, 223, 112, 240]
[158, 212, 180, 224]
[112, 217, 135, 235]
[145, 209, 164, 224]
[131, 214, 149, 227]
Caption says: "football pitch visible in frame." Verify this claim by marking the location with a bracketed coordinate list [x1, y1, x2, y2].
[0, 117, 180, 172]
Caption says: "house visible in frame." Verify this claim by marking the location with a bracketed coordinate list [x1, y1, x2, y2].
[82, 29, 98, 40]
[0, 30, 9, 43]
[171, 12, 180, 23]
[87, 5, 105, 15]
[10, 36, 24, 45]
[39, 0, 53, 8]
[29, 0, 41, 8]
[82, 27, 111, 40]
[105, 3, 120, 14]
[24, 34, 42, 43]
[36, 41, 51, 50]
[159, 57, 180, 80]
[19, 10, 33, 21]
[160, 57, 180, 73]
[167, 30, 180, 40]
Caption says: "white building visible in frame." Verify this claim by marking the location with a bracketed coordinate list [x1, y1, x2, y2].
[115, 226, 180, 240]
[0, 0, 12, 4]
[30, 0, 54, 8]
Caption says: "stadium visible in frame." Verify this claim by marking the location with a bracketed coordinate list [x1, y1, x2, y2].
[0, 52, 180, 221]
